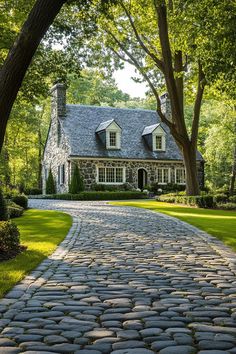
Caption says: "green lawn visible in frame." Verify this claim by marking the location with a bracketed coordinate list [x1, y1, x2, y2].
[0, 209, 72, 298]
[111, 200, 236, 251]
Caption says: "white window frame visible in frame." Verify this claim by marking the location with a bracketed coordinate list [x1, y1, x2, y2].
[175, 167, 186, 185]
[106, 122, 121, 149]
[97, 167, 126, 184]
[153, 134, 166, 151]
[156, 168, 171, 185]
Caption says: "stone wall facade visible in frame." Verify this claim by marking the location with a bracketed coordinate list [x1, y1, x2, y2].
[72, 158, 204, 191]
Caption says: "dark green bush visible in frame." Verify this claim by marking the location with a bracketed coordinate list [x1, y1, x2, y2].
[12, 195, 28, 209]
[229, 196, 236, 203]
[0, 221, 20, 253]
[7, 202, 24, 218]
[69, 165, 84, 194]
[42, 191, 146, 201]
[214, 194, 228, 204]
[158, 194, 215, 209]
[25, 188, 42, 195]
[217, 203, 236, 210]
[0, 188, 8, 221]
[46, 168, 56, 194]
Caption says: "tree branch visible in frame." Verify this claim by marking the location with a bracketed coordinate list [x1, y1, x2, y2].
[191, 61, 206, 147]
[120, 0, 164, 72]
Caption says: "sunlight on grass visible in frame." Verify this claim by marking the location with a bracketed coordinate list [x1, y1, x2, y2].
[0, 209, 72, 298]
[111, 200, 236, 251]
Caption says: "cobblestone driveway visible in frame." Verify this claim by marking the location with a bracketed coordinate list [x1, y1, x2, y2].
[0, 199, 236, 354]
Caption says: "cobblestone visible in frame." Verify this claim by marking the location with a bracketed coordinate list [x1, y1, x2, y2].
[0, 199, 236, 353]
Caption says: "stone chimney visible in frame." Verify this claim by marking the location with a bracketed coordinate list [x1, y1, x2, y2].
[50, 83, 66, 118]
[160, 92, 171, 121]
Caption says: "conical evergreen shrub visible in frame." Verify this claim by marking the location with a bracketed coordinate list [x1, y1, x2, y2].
[0, 188, 8, 221]
[69, 165, 84, 194]
[46, 169, 56, 194]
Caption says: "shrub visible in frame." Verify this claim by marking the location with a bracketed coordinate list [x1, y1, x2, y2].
[0, 188, 8, 221]
[158, 194, 215, 208]
[229, 196, 236, 203]
[2, 186, 19, 199]
[69, 165, 84, 194]
[41, 191, 146, 201]
[7, 202, 24, 218]
[217, 203, 236, 210]
[0, 221, 20, 253]
[214, 194, 228, 204]
[46, 168, 56, 194]
[24, 188, 42, 195]
[12, 195, 28, 209]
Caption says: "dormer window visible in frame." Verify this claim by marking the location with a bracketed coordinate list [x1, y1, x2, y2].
[96, 119, 121, 150]
[142, 123, 166, 152]
[154, 134, 165, 151]
[109, 131, 117, 148]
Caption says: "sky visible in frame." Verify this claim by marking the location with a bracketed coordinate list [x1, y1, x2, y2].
[113, 62, 148, 98]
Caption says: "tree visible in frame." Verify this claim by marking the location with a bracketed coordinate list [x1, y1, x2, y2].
[69, 165, 84, 194]
[0, 0, 67, 153]
[82, 0, 235, 195]
[0, 189, 8, 221]
[46, 168, 56, 194]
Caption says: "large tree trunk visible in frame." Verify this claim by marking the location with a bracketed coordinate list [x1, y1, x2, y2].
[0, 0, 66, 153]
[182, 143, 200, 196]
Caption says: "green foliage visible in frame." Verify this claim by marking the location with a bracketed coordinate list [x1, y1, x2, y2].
[46, 169, 56, 195]
[229, 196, 236, 204]
[0, 189, 8, 221]
[69, 165, 84, 194]
[7, 202, 24, 219]
[12, 195, 28, 209]
[0, 221, 20, 253]
[91, 182, 134, 191]
[217, 203, 236, 211]
[158, 194, 215, 209]
[214, 194, 229, 204]
[24, 188, 42, 195]
[41, 191, 145, 201]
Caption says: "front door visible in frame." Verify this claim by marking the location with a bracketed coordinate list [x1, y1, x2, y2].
[138, 168, 147, 190]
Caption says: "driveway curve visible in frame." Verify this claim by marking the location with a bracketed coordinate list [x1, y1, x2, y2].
[0, 199, 236, 354]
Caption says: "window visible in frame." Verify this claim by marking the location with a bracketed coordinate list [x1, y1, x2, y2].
[106, 129, 121, 149]
[154, 134, 165, 151]
[157, 168, 170, 184]
[45, 168, 48, 180]
[156, 135, 163, 150]
[109, 132, 117, 147]
[175, 168, 186, 184]
[58, 164, 65, 185]
[98, 167, 125, 184]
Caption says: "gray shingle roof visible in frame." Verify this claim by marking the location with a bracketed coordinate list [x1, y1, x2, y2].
[142, 123, 161, 136]
[61, 104, 203, 161]
[96, 119, 114, 132]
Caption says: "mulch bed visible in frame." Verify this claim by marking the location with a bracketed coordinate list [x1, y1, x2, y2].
[0, 245, 27, 262]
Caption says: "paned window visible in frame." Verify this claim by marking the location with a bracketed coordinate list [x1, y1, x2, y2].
[156, 135, 163, 150]
[175, 168, 186, 184]
[98, 167, 125, 184]
[109, 132, 117, 147]
[157, 168, 170, 184]
[58, 164, 65, 185]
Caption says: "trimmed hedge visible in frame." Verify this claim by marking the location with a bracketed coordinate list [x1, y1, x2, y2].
[12, 195, 28, 209]
[25, 188, 42, 196]
[42, 191, 146, 201]
[217, 203, 236, 210]
[158, 194, 216, 208]
[7, 202, 24, 219]
[0, 221, 20, 253]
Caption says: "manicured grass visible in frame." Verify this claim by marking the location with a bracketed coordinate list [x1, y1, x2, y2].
[111, 200, 236, 251]
[0, 209, 72, 298]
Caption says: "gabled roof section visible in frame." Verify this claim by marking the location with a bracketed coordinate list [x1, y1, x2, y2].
[142, 123, 166, 136]
[96, 119, 121, 133]
[60, 104, 203, 161]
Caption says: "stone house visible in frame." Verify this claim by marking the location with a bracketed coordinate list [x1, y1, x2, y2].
[42, 83, 204, 193]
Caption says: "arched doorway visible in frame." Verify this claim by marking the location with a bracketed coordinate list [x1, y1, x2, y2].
[138, 168, 147, 190]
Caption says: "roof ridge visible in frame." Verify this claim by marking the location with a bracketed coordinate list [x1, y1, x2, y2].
[66, 103, 155, 113]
